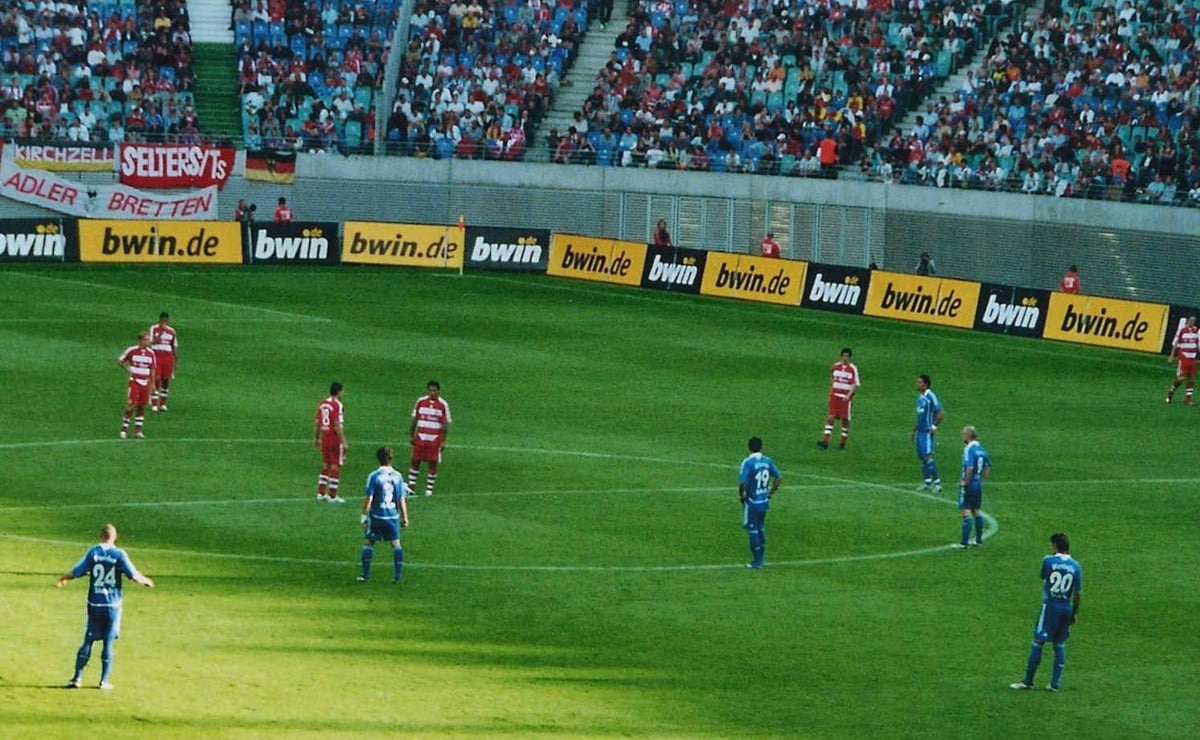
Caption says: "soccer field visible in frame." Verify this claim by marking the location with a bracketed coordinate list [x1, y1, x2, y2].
[1, 265, 1197, 739]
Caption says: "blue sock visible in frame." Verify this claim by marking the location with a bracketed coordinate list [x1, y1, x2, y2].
[1024, 641, 1044, 685]
[960, 516, 972, 545]
[921, 460, 933, 483]
[74, 640, 92, 677]
[361, 545, 373, 579]
[99, 638, 114, 683]
[929, 460, 940, 484]
[974, 515, 985, 543]
[1051, 644, 1066, 688]
[392, 546, 404, 582]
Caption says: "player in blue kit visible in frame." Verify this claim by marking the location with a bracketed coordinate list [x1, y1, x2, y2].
[56, 524, 155, 689]
[910, 374, 945, 491]
[1011, 533, 1083, 692]
[954, 425, 991, 548]
[738, 436, 782, 569]
[359, 446, 410, 583]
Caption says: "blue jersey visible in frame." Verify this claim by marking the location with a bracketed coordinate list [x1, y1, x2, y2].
[739, 453, 781, 512]
[915, 389, 943, 432]
[1040, 553, 1083, 611]
[364, 465, 407, 521]
[960, 440, 991, 489]
[69, 544, 143, 608]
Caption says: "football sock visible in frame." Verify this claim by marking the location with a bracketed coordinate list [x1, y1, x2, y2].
[99, 638, 114, 683]
[1051, 644, 1066, 687]
[392, 546, 404, 581]
[960, 516, 972, 545]
[317, 474, 328, 497]
[1024, 641, 1044, 685]
[328, 477, 339, 498]
[407, 468, 419, 490]
[929, 460, 940, 485]
[974, 515, 985, 543]
[361, 545, 373, 579]
[922, 460, 934, 484]
[120, 416, 131, 432]
[133, 415, 144, 433]
[840, 427, 848, 445]
[75, 641, 93, 674]
[425, 473, 437, 496]
[822, 424, 832, 443]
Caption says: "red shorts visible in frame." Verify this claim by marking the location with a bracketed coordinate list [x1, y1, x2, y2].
[827, 395, 853, 420]
[1178, 357, 1197, 379]
[411, 440, 443, 464]
[127, 380, 151, 406]
[321, 441, 344, 466]
[155, 353, 175, 381]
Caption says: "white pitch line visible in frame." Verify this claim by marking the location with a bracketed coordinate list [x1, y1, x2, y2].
[3, 272, 332, 323]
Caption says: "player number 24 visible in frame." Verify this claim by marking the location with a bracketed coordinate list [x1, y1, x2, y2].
[91, 563, 117, 592]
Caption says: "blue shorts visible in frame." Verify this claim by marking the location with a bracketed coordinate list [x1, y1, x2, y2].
[915, 431, 935, 459]
[366, 517, 400, 544]
[85, 605, 121, 642]
[742, 506, 767, 532]
[958, 485, 982, 510]
[1034, 604, 1073, 644]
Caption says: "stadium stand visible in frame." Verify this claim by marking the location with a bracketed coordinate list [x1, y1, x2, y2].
[0, 0, 198, 144]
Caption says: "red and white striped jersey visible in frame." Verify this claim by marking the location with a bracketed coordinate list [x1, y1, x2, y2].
[149, 323, 178, 355]
[1173, 324, 1199, 359]
[315, 396, 344, 445]
[412, 395, 452, 443]
[829, 361, 861, 400]
[119, 345, 157, 385]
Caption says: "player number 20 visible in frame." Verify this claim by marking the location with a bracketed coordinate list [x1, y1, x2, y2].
[1047, 570, 1074, 598]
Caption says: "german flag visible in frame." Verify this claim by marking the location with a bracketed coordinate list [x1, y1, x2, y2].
[245, 149, 297, 184]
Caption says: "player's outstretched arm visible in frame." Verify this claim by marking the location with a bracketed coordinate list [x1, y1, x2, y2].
[54, 573, 74, 588]
[134, 574, 154, 588]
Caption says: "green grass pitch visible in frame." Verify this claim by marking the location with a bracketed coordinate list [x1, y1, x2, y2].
[1, 265, 1197, 738]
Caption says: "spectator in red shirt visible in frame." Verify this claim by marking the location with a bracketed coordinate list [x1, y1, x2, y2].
[759, 232, 780, 258]
[1060, 265, 1081, 294]
[653, 219, 673, 247]
[274, 196, 294, 223]
[818, 130, 839, 179]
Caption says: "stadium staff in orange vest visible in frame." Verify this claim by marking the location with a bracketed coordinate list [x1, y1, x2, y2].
[759, 232, 780, 258]
[1059, 265, 1081, 294]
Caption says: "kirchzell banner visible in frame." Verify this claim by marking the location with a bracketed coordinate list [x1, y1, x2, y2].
[12, 141, 115, 172]
[0, 157, 217, 219]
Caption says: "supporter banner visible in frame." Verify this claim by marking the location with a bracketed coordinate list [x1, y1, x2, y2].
[547, 234, 647, 287]
[341, 221, 464, 268]
[1162, 306, 1200, 355]
[12, 142, 115, 172]
[245, 221, 340, 264]
[801, 263, 871, 314]
[864, 271, 979, 329]
[78, 220, 242, 263]
[1043, 293, 1169, 353]
[0, 218, 74, 262]
[639, 244, 706, 294]
[699, 252, 806, 306]
[973, 283, 1051, 338]
[0, 158, 217, 219]
[464, 226, 550, 272]
[119, 144, 235, 190]
[245, 149, 297, 184]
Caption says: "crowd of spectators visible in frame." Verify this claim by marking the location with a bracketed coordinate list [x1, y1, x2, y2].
[236, 0, 395, 154]
[0, 0, 200, 145]
[865, 0, 1200, 205]
[382, 0, 590, 160]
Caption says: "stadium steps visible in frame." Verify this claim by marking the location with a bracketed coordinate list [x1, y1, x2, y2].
[894, 0, 1043, 137]
[531, 4, 629, 158]
[188, 0, 239, 141]
[192, 43, 242, 142]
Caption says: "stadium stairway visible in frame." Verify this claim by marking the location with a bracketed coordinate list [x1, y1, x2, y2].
[893, 0, 1044, 138]
[188, 0, 241, 141]
[531, 3, 629, 158]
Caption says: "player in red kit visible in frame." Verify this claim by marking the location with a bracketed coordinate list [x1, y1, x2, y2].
[408, 380, 452, 497]
[1059, 265, 1081, 294]
[1166, 315, 1198, 405]
[817, 347, 861, 450]
[118, 332, 157, 439]
[148, 312, 178, 412]
[314, 381, 347, 503]
[759, 232, 780, 258]
[274, 196, 294, 223]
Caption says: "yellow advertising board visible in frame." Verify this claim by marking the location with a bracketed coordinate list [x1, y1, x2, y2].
[341, 221, 464, 269]
[547, 234, 647, 287]
[1043, 293, 1169, 353]
[864, 271, 980, 329]
[698, 252, 806, 306]
[78, 220, 241, 263]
